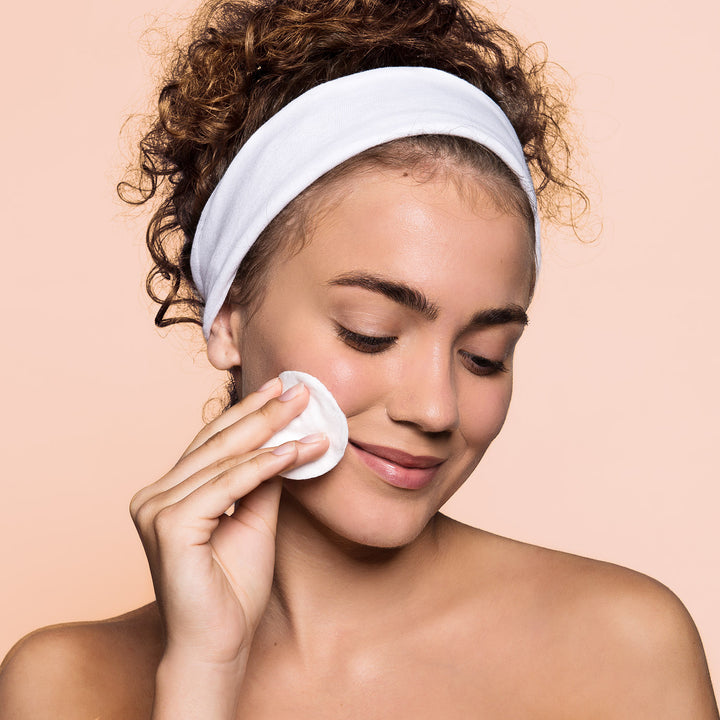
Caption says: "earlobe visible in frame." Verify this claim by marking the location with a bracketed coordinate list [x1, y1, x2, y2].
[206, 302, 243, 370]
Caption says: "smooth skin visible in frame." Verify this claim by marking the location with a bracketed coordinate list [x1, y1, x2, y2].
[1, 167, 717, 719]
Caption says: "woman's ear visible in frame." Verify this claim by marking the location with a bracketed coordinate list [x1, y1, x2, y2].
[206, 302, 243, 371]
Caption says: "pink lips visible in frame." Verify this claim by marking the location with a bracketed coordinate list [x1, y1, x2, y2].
[349, 440, 445, 490]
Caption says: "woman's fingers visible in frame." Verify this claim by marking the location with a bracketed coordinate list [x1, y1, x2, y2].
[152, 449, 296, 546]
[134, 445, 296, 569]
[135, 434, 328, 531]
[174, 382, 312, 480]
[179, 377, 282, 459]
[133, 435, 329, 560]
[130, 381, 310, 512]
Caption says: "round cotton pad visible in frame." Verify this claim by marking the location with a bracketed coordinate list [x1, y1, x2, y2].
[262, 371, 349, 480]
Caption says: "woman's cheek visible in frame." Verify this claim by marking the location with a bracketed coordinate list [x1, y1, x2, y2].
[242, 317, 332, 378]
[312, 352, 386, 419]
[250, 320, 381, 418]
[461, 378, 514, 448]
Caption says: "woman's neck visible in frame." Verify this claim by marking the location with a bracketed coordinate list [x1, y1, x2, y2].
[254, 488, 453, 666]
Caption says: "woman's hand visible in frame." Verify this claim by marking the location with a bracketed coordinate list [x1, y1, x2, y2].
[129, 377, 328, 716]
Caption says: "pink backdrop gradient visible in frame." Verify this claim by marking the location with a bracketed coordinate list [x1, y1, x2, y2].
[1, 0, 718, 691]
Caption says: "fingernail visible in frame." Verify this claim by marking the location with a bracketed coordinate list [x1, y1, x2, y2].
[257, 377, 279, 392]
[272, 442, 296, 456]
[300, 433, 326, 444]
[279, 383, 305, 402]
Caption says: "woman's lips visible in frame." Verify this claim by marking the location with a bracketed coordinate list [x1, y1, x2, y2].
[349, 440, 445, 490]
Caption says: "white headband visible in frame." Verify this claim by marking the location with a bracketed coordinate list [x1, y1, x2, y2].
[191, 66, 540, 339]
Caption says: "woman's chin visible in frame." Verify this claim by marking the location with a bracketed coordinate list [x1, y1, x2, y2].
[318, 515, 433, 552]
[332, 517, 430, 550]
[279, 478, 439, 551]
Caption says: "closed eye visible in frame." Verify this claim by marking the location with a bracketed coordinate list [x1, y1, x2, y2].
[335, 325, 508, 373]
[335, 325, 396, 353]
[459, 349, 508, 376]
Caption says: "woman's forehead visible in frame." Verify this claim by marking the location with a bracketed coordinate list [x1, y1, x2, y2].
[278, 167, 535, 308]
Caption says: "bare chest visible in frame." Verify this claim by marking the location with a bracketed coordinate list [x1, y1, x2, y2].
[235, 635, 559, 720]
[238, 665, 486, 719]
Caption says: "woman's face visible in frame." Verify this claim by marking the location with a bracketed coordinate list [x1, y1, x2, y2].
[214, 166, 533, 548]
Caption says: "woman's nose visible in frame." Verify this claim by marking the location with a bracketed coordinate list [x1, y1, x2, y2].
[385, 347, 460, 433]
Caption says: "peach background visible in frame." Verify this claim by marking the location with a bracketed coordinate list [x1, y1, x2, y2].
[1, 0, 717, 692]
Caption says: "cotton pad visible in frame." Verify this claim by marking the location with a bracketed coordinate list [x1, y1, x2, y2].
[262, 370, 349, 480]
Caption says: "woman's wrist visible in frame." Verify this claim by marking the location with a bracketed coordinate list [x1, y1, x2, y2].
[152, 650, 248, 720]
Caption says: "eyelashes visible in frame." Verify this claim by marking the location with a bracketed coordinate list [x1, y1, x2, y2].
[334, 324, 508, 376]
[458, 350, 509, 376]
[335, 325, 396, 353]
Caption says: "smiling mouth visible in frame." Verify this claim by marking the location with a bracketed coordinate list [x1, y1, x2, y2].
[348, 440, 445, 490]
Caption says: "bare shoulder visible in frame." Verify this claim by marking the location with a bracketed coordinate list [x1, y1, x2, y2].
[442, 518, 719, 718]
[560, 555, 719, 718]
[0, 603, 163, 720]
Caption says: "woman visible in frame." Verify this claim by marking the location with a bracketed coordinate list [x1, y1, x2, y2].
[1, 0, 717, 717]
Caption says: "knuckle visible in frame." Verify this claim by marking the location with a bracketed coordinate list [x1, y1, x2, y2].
[257, 401, 276, 422]
[152, 505, 178, 536]
[202, 428, 223, 450]
[129, 472, 172, 519]
[209, 473, 236, 508]
[128, 490, 144, 519]
[133, 499, 157, 531]
[248, 453, 268, 472]
[203, 425, 233, 453]
[258, 398, 296, 434]
[256, 402, 278, 430]
[181, 425, 214, 458]
[215, 454, 242, 475]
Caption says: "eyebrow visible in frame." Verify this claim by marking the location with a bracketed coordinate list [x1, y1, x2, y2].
[327, 272, 529, 327]
[469, 305, 529, 328]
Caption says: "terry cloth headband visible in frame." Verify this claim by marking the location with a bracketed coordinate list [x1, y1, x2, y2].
[191, 66, 541, 339]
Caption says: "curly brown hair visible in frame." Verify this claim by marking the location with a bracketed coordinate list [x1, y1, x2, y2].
[119, 0, 587, 407]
